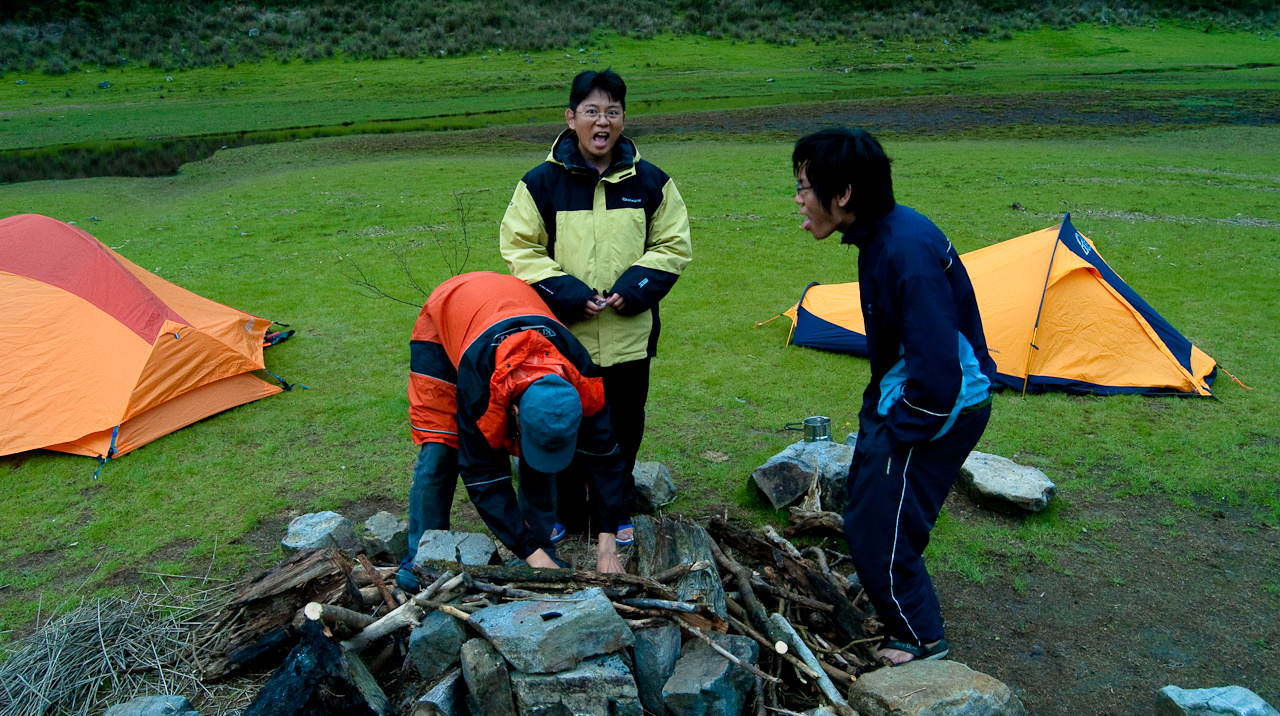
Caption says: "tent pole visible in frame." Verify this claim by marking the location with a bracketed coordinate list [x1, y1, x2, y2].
[1022, 220, 1065, 397]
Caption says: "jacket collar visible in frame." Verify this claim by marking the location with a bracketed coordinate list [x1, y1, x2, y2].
[840, 203, 897, 248]
[546, 128, 639, 182]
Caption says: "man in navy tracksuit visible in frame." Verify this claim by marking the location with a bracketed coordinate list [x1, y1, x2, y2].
[793, 128, 997, 666]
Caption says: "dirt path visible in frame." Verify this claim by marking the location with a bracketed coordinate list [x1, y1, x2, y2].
[936, 490, 1280, 714]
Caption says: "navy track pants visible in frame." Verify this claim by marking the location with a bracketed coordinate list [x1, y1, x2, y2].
[843, 405, 991, 645]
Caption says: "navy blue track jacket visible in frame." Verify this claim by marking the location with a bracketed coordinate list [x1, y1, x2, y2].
[841, 205, 997, 446]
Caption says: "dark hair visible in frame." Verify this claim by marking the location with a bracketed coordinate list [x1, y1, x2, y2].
[792, 128, 894, 221]
[569, 69, 627, 111]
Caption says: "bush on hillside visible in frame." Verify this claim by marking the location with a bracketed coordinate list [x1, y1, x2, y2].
[0, 0, 1275, 73]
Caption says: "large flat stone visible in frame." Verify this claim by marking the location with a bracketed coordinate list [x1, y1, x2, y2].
[362, 511, 409, 562]
[751, 441, 854, 512]
[959, 452, 1056, 513]
[634, 516, 726, 618]
[633, 622, 682, 716]
[105, 696, 201, 716]
[510, 653, 642, 716]
[406, 610, 467, 681]
[411, 669, 466, 716]
[461, 638, 517, 716]
[468, 587, 634, 674]
[412, 530, 497, 568]
[1156, 685, 1279, 716]
[662, 633, 759, 716]
[634, 462, 678, 513]
[849, 660, 1025, 716]
[282, 511, 361, 556]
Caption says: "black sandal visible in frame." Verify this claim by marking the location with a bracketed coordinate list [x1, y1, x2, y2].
[879, 638, 950, 665]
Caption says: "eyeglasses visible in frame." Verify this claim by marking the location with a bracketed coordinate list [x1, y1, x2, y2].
[796, 181, 814, 194]
[576, 108, 623, 121]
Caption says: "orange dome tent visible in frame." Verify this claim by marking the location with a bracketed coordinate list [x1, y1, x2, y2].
[784, 215, 1218, 396]
[0, 214, 283, 461]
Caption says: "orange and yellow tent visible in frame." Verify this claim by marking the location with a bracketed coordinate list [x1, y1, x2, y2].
[0, 214, 283, 460]
[784, 215, 1217, 396]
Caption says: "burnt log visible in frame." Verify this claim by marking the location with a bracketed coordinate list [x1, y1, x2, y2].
[243, 619, 391, 716]
[203, 548, 355, 681]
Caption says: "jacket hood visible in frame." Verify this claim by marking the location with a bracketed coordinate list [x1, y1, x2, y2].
[546, 128, 640, 179]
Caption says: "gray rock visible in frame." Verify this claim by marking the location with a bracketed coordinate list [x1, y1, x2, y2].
[662, 633, 759, 716]
[411, 669, 467, 716]
[633, 623, 682, 715]
[634, 516, 726, 618]
[959, 452, 1057, 513]
[468, 587, 634, 674]
[751, 440, 854, 512]
[634, 462, 677, 513]
[105, 695, 201, 716]
[406, 610, 467, 681]
[412, 531, 497, 568]
[510, 653, 642, 716]
[1156, 685, 1279, 716]
[461, 639, 516, 716]
[845, 432, 858, 447]
[281, 511, 361, 556]
[848, 660, 1025, 716]
[362, 511, 409, 561]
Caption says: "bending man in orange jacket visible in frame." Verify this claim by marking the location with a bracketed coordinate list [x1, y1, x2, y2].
[399, 271, 627, 589]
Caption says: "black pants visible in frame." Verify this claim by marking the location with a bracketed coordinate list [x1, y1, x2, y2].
[557, 357, 649, 533]
[843, 405, 991, 646]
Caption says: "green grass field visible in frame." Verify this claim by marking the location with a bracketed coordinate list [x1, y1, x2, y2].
[1, 24, 1278, 641]
[2, 25, 1278, 150]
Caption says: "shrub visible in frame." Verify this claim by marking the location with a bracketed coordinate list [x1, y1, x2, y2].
[42, 54, 66, 73]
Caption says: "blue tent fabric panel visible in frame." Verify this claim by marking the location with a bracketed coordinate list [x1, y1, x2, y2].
[1056, 215, 1196, 374]
[997, 368, 1217, 396]
[792, 305, 869, 356]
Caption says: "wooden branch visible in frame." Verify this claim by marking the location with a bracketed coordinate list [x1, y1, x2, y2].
[350, 563, 398, 587]
[620, 598, 699, 614]
[651, 560, 712, 584]
[803, 547, 853, 594]
[786, 509, 846, 539]
[749, 579, 834, 614]
[341, 600, 424, 652]
[768, 613, 855, 716]
[470, 580, 545, 600]
[762, 526, 804, 561]
[358, 554, 400, 610]
[709, 538, 787, 654]
[413, 560, 677, 600]
[438, 604, 471, 621]
[625, 617, 672, 630]
[411, 572, 466, 607]
[725, 613, 820, 681]
[304, 602, 377, 632]
[684, 623, 781, 684]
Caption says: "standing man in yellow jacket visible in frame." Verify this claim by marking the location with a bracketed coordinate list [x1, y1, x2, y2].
[500, 69, 692, 545]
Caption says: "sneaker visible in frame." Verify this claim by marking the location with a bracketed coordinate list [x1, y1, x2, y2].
[396, 567, 421, 592]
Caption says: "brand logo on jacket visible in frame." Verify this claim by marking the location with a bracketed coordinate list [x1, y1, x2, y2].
[621, 197, 642, 203]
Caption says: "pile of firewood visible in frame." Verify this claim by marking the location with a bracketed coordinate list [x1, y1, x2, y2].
[198, 506, 881, 716]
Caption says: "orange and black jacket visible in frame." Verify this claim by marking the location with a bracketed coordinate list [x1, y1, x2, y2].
[409, 271, 627, 558]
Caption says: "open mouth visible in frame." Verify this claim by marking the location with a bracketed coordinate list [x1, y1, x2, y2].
[592, 132, 611, 148]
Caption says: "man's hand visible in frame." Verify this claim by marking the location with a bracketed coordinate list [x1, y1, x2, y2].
[583, 294, 608, 319]
[603, 293, 626, 312]
[526, 548, 561, 569]
[595, 533, 624, 574]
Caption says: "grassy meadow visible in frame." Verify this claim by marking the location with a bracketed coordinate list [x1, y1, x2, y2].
[2, 24, 1278, 151]
[1, 24, 1279, 640]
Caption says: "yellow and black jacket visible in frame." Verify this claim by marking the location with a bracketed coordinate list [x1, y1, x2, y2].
[500, 129, 692, 367]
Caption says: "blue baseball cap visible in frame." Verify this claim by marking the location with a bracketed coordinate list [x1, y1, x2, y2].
[518, 374, 582, 473]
